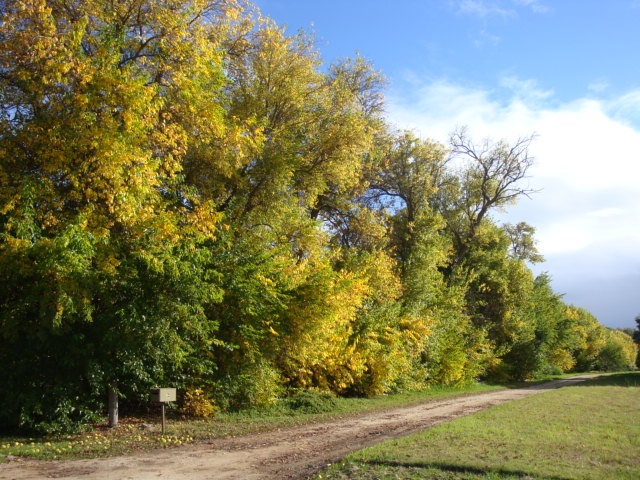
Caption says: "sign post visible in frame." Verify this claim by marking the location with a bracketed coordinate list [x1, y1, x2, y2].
[150, 388, 176, 434]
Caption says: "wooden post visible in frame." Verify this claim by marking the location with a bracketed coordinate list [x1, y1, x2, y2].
[150, 388, 175, 434]
[108, 387, 119, 428]
[161, 403, 166, 434]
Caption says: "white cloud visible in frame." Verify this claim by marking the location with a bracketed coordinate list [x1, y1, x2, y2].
[537, 205, 638, 257]
[387, 76, 640, 327]
[513, 0, 551, 14]
[606, 90, 640, 126]
[452, 1, 551, 48]
[474, 29, 502, 47]
[529, 99, 640, 191]
[456, 0, 514, 18]
[498, 76, 554, 103]
[587, 207, 625, 218]
[454, 0, 550, 17]
[587, 78, 610, 94]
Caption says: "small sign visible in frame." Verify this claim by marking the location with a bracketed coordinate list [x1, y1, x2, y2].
[150, 388, 176, 403]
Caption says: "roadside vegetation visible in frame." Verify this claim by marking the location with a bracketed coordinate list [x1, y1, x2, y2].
[317, 372, 640, 480]
[0, 382, 500, 462]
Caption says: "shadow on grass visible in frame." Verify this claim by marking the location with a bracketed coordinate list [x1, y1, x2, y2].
[572, 372, 640, 388]
[490, 371, 640, 391]
[360, 459, 572, 480]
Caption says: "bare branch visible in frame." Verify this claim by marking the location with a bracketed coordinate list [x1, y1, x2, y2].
[445, 128, 540, 268]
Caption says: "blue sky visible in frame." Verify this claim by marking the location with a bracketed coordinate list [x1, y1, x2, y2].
[254, 0, 640, 329]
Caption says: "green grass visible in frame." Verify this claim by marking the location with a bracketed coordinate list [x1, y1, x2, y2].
[317, 372, 640, 480]
[0, 382, 500, 462]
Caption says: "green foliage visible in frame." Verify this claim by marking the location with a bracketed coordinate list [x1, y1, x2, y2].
[631, 316, 640, 368]
[421, 312, 494, 386]
[285, 390, 339, 414]
[596, 329, 638, 371]
[499, 273, 566, 380]
[566, 306, 607, 371]
[212, 361, 284, 412]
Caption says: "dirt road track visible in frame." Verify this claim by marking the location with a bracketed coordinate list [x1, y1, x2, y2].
[0, 375, 600, 480]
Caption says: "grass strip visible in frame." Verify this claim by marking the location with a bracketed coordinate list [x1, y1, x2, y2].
[318, 372, 640, 480]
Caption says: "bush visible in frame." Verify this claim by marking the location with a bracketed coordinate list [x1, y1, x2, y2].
[596, 330, 638, 372]
[213, 361, 283, 412]
[180, 388, 217, 418]
[285, 389, 338, 414]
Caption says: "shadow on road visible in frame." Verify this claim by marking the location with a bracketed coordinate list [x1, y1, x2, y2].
[359, 459, 572, 480]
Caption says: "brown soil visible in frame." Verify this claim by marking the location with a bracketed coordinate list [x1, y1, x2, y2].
[0, 375, 600, 480]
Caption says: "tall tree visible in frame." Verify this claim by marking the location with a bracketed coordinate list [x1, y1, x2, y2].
[443, 128, 537, 271]
[0, 0, 237, 432]
[365, 131, 492, 385]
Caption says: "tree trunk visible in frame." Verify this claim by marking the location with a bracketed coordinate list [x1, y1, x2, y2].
[108, 387, 119, 428]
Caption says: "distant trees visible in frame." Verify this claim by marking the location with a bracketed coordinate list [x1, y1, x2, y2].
[632, 315, 640, 368]
[596, 329, 637, 372]
[0, 0, 634, 434]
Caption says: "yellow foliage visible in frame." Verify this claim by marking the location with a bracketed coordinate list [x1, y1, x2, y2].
[550, 347, 577, 372]
[606, 330, 638, 369]
[180, 389, 217, 418]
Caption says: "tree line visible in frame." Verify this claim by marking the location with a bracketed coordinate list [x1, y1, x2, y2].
[1, 0, 636, 434]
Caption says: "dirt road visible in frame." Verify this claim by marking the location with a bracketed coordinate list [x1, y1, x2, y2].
[0, 375, 599, 480]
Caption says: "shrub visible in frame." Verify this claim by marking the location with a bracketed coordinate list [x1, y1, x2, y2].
[180, 388, 217, 418]
[213, 361, 283, 412]
[285, 389, 338, 414]
[596, 330, 638, 372]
